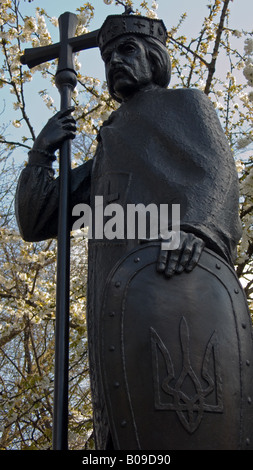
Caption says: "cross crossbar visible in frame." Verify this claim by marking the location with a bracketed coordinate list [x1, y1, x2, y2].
[21, 29, 99, 69]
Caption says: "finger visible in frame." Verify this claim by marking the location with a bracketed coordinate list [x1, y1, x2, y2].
[57, 106, 75, 119]
[61, 116, 76, 124]
[157, 249, 169, 272]
[62, 122, 77, 132]
[185, 240, 205, 272]
[175, 246, 193, 273]
[63, 130, 76, 140]
[165, 234, 186, 276]
[175, 233, 199, 273]
[165, 249, 181, 277]
[49, 107, 75, 125]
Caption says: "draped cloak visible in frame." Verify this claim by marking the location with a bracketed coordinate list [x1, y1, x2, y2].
[15, 86, 243, 449]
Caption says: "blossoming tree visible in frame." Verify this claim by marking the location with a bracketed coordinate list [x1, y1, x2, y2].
[0, 0, 252, 449]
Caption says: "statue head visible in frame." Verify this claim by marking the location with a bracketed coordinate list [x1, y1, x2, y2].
[97, 14, 171, 102]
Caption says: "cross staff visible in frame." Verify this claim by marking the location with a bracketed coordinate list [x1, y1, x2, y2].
[21, 11, 99, 450]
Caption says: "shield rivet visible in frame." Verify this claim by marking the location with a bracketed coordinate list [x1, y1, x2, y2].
[134, 257, 140, 263]
[109, 345, 115, 351]
[234, 288, 239, 294]
[242, 323, 247, 329]
[216, 263, 221, 270]
[246, 360, 250, 366]
[114, 381, 120, 388]
[109, 311, 115, 317]
[246, 438, 250, 446]
[115, 281, 121, 288]
[121, 420, 127, 427]
[247, 397, 252, 404]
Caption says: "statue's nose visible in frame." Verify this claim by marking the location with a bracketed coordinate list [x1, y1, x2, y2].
[110, 50, 123, 65]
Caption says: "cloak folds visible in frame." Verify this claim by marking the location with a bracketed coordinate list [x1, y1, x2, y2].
[90, 86, 241, 265]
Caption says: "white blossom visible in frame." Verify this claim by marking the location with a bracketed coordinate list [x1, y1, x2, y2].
[147, 10, 158, 19]
[74, 58, 82, 71]
[237, 61, 245, 70]
[12, 119, 21, 128]
[24, 16, 37, 33]
[0, 31, 9, 41]
[244, 38, 253, 56]
[50, 17, 58, 27]
[232, 30, 242, 38]
[239, 92, 250, 105]
[35, 10, 51, 46]
[19, 273, 27, 281]
[13, 102, 23, 110]
[235, 159, 245, 173]
[216, 90, 224, 97]
[213, 101, 224, 110]
[42, 94, 54, 109]
[152, 1, 159, 10]
[78, 11, 89, 25]
[243, 62, 253, 87]
[226, 72, 236, 85]
[8, 27, 18, 39]
[22, 70, 33, 83]
[237, 135, 253, 150]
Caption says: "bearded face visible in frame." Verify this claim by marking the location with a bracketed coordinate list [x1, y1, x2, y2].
[102, 35, 154, 102]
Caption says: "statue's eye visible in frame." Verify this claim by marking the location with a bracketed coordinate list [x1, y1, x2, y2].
[120, 43, 136, 55]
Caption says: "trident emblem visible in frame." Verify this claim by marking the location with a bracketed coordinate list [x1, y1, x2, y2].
[151, 317, 223, 434]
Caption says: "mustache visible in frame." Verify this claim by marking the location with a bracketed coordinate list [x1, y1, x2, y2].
[108, 65, 138, 83]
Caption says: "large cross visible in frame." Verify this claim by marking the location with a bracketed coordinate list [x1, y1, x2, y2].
[21, 12, 99, 451]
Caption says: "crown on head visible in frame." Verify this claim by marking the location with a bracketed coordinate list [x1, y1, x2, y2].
[97, 14, 167, 52]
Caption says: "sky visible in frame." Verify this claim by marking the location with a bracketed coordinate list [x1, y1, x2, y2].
[1, 0, 253, 151]
[19, 0, 252, 81]
[20, 0, 252, 31]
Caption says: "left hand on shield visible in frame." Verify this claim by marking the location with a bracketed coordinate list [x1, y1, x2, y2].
[157, 231, 205, 278]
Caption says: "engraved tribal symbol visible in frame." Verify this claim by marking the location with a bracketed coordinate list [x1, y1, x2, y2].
[151, 317, 223, 434]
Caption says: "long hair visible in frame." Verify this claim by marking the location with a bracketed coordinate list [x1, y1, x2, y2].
[143, 36, 171, 89]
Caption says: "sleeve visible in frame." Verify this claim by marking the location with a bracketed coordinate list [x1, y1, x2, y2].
[15, 153, 93, 242]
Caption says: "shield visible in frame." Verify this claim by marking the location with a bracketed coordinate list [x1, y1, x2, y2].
[100, 243, 253, 450]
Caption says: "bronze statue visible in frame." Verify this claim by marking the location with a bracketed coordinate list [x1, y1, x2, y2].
[16, 13, 253, 450]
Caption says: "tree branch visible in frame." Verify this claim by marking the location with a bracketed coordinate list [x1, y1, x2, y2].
[0, 138, 31, 150]
[204, 0, 231, 95]
[167, 35, 210, 68]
